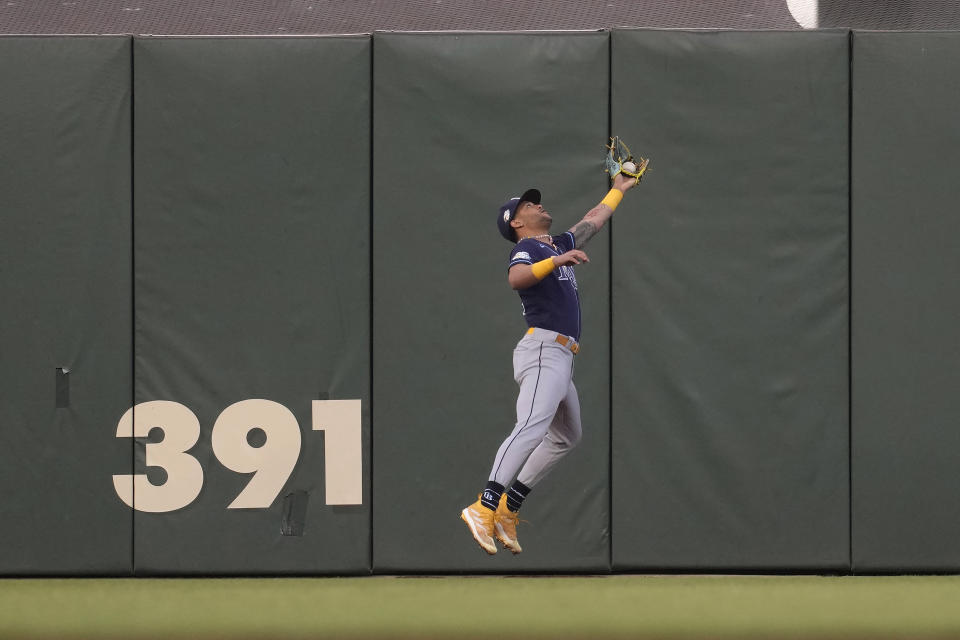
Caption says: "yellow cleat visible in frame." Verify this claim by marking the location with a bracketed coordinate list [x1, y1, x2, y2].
[494, 493, 523, 554]
[461, 498, 497, 555]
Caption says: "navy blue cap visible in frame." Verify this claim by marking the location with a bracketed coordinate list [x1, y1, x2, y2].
[497, 188, 540, 242]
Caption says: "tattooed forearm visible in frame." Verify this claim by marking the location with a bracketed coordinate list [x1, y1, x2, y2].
[571, 219, 599, 249]
[570, 201, 615, 248]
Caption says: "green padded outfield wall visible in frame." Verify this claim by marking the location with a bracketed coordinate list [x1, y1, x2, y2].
[0, 37, 132, 574]
[372, 32, 611, 572]
[610, 30, 850, 570]
[852, 31, 960, 572]
[133, 37, 370, 574]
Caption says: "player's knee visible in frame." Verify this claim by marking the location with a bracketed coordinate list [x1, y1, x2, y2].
[556, 426, 581, 450]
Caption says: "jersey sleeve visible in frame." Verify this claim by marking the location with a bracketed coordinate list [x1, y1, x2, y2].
[553, 231, 575, 253]
[508, 240, 539, 270]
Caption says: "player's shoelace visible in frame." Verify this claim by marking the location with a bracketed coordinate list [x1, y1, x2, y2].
[500, 511, 519, 527]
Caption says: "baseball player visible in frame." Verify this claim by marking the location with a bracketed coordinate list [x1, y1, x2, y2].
[461, 172, 640, 554]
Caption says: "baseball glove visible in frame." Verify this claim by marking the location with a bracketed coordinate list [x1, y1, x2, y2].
[604, 136, 649, 183]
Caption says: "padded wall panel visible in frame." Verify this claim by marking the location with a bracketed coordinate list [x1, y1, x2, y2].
[0, 36, 132, 574]
[372, 32, 611, 571]
[134, 36, 370, 574]
[852, 31, 960, 571]
[611, 30, 849, 570]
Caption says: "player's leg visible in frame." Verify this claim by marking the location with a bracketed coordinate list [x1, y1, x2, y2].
[488, 341, 573, 490]
[461, 340, 572, 554]
[493, 381, 581, 554]
[493, 379, 582, 553]
[514, 378, 582, 490]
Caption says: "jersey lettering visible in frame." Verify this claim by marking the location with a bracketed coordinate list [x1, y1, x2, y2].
[556, 264, 578, 290]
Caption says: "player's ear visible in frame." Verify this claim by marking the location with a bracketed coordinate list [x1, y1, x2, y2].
[510, 218, 523, 229]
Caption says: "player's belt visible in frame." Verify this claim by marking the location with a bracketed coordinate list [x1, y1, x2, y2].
[526, 327, 580, 355]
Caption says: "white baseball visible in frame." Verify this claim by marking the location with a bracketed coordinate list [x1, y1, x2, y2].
[622, 161, 637, 173]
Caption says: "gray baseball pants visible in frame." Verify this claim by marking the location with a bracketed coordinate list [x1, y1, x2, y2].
[489, 329, 583, 488]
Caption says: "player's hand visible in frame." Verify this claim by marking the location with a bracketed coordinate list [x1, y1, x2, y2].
[553, 250, 589, 267]
[613, 172, 638, 192]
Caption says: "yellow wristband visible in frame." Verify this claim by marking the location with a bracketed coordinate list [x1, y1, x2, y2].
[530, 257, 556, 280]
[600, 188, 623, 210]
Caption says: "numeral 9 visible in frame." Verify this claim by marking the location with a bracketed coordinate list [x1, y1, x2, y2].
[212, 399, 301, 509]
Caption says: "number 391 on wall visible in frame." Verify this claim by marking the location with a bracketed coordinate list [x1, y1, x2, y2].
[112, 399, 362, 513]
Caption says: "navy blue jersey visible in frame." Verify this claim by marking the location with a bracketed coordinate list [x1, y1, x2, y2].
[508, 231, 581, 340]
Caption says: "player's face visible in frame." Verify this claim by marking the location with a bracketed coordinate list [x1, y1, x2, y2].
[515, 200, 552, 229]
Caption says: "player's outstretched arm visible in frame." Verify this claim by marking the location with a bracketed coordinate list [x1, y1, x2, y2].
[508, 250, 590, 290]
[569, 173, 638, 249]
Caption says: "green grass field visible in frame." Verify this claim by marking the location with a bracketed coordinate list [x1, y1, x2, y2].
[2, 575, 960, 639]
